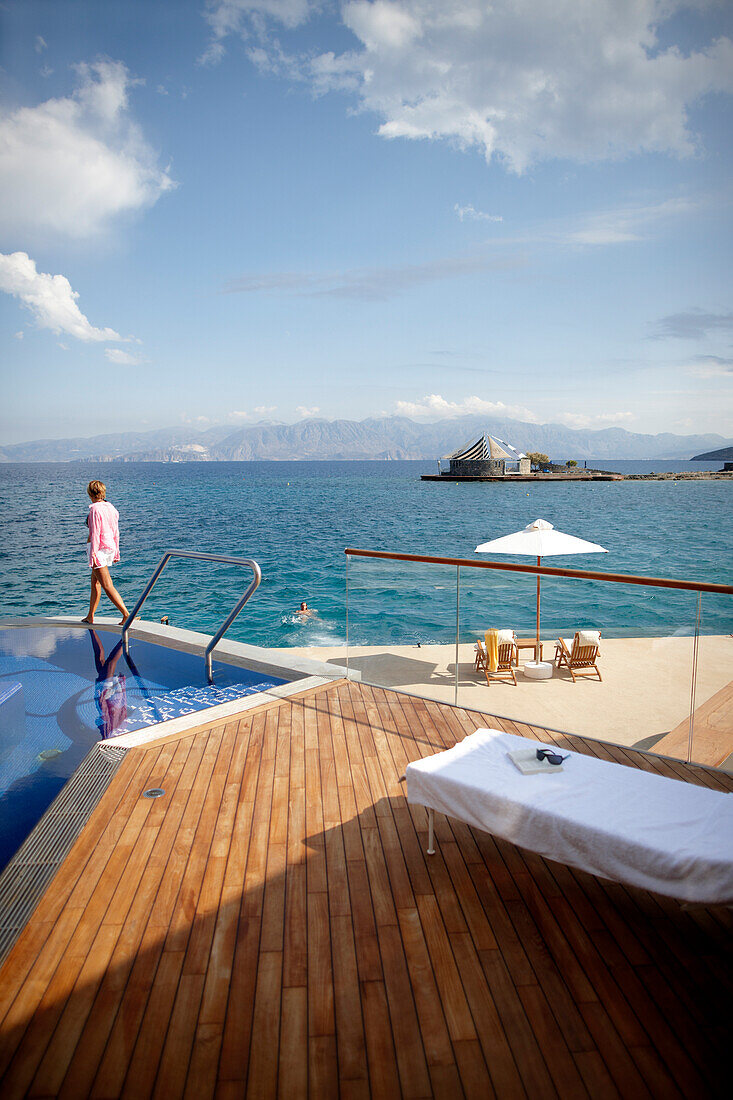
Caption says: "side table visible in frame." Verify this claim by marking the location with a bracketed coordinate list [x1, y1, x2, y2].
[516, 638, 543, 662]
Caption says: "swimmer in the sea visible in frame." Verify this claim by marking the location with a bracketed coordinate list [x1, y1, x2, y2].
[296, 601, 315, 618]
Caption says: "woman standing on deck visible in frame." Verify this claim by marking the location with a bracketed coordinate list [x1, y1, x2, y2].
[82, 480, 130, 625]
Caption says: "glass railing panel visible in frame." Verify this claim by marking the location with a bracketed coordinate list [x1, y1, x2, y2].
[345, 555, 458, 696]
[458, 569, 702, 761]
[693, 593, 733, 771]
[454, 564, 537, 711]
[344, 551, 732, 771]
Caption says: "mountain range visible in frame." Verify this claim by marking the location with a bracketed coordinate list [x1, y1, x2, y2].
[1, 415, 730, 464]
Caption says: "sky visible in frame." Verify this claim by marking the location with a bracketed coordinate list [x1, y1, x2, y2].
[1, 0, 732, 445]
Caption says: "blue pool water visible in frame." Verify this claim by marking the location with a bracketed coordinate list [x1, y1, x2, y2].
[0, 625, 287, 871]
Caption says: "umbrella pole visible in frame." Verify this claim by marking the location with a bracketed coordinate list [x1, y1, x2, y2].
[536, 556, 541, 661]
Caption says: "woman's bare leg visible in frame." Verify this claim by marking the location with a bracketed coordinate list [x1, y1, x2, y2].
[97, 566, 130, 623]
[83, 572, 102, 623]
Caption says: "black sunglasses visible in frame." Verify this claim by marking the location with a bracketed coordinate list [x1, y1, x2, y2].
[536, 748, 568, 766]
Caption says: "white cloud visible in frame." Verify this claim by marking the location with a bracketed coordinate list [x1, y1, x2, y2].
[230, 405, 278, 419]
[0, 59, 175, 239]
[219, 0, 733, 172]
[687, 355, 733, 379]
[225, 248, 522, 300]
[1, 626, 77, 660]
[200, 0, 316, 64]
[0, 251, 123, 342]
[14, 330, 23, 339]
[563, 198, 697, 246]
[296, 405, 320, 417]
[35, 36, 47, 53]
[346, 0, 421, 50]
[105, 348, 144, 365]
[394, 394, 540, 422]
[455, 204, 502, 223]
[552, 411, 635, 428]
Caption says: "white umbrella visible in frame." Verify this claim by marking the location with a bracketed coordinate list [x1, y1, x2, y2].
[475, 519, 608, 659]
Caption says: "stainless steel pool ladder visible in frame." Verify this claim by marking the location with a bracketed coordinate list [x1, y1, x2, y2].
[121, 550, 262, 683]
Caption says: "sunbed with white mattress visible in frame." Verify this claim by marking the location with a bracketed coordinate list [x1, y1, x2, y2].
[405, 728, 733, 905]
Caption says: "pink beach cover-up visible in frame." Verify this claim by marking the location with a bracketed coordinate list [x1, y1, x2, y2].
[87, 501, 121, 569]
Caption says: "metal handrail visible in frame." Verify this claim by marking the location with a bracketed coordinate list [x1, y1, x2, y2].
[121, 550, 262, 682]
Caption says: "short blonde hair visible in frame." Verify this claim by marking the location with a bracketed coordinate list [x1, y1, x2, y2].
[87, 480, 106, 501]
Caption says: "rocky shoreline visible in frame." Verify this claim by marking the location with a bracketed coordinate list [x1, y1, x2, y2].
[421, 469, 733, 482]
[622, 471, 733, 480]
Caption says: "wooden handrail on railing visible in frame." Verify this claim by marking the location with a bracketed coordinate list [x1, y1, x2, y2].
[344, 548, 733, 595]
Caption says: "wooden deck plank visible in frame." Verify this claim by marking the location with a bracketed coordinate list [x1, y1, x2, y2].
[376, 923, 433, 1098]
[57, 753, 199, 1097]
[359, 979, 402, 1098]
[216, 709, 275, 1085]
[278, 985, 308, 1099]
[414, 894, 476, 1044]
[478, 948, 558, 1097]
[450, 932, 526, 1097]
[93, 734, 219, 1097]
[395, 907, 462, 1092]
[152, 727, 244, 1095]
[189, 716, 256, 1028]
[0, 680, 730, 1098]
[330, 913, 369, 1087]
[245, 950, 283, 1098]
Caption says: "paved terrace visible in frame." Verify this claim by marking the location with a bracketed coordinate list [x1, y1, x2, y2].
[281, 636, 733, 766]
[0, 680, 731, 1098]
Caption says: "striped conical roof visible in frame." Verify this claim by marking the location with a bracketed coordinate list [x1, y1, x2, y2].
[444, 433, 526, 462]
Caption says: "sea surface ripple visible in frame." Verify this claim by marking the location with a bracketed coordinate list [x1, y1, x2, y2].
[0, 461, 730, 646]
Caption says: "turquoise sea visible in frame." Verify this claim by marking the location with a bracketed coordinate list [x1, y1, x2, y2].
[0, 461, 731, 647]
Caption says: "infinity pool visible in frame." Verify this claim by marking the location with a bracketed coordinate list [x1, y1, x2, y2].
[0, 625, 288, 871]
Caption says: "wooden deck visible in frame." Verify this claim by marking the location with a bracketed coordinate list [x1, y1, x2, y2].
[0, 679, 731, 1098]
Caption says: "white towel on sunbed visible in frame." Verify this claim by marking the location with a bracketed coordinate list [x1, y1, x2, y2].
[406, 728, 733, 905]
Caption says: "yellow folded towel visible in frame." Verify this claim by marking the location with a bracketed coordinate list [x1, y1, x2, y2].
[485, 629, 499, 673]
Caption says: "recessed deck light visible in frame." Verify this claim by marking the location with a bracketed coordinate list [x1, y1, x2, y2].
[143, 788, 165, 799]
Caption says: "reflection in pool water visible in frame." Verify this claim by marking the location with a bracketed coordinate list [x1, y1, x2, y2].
[89, 630, 129, 738]
[0, 624, 288, 871]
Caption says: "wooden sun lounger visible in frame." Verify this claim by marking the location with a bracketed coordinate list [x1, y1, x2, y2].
[554, 632, 602, 682]
[475, 633, 518, 684]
